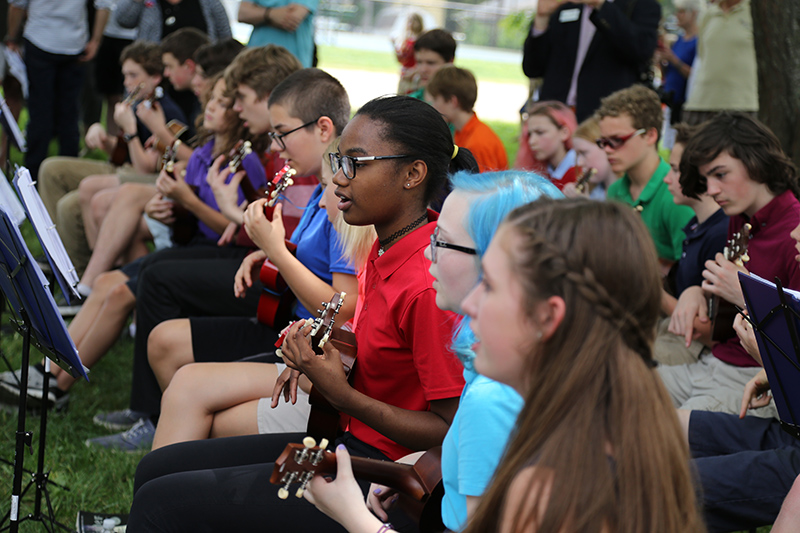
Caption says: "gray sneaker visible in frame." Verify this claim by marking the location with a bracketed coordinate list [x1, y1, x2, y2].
[93, 409, 150, 431]
[85, 418, 155, 452]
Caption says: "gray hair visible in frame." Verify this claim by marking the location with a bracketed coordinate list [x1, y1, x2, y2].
[673, 0, 705, 15]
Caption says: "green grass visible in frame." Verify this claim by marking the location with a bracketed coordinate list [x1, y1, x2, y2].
[317, 44, 529, 86]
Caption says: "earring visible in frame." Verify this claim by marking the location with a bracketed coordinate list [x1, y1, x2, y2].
[536, 331, 543, 340]
[405, 183, 411, 188]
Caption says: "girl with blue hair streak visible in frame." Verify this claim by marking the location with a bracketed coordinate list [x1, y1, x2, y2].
[306, 169, 563, 532]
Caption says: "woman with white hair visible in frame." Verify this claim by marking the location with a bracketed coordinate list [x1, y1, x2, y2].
[658, 0, 703, 124]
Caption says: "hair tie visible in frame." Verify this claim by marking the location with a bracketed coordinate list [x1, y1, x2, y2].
[451, 145, 459, 160]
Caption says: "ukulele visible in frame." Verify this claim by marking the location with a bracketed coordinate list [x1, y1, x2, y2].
[574, 167, 597, 194]
[162, 140, 199, 246]
[272, 438, 445, 533]
[255, 239, 298, 328]
[110, 85, 164, 166]
[152, 120, 190, 154]
[234, 161, 297, 248]
[275, 292, 358, 441]
[709, 223, 752, 342]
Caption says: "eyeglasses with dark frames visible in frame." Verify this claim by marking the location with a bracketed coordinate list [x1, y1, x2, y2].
[328, 152, 410, 180]
[429, 226, 478, 263]
[595, 128, 646, 150]
[269, 118, 321, 150]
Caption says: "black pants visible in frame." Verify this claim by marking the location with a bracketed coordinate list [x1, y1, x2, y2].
[128, 432, 419, 532]
[128, 245, 261, 416]
[24, 39, 85, 181]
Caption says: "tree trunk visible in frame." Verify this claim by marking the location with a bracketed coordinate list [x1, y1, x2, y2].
[751, 2, 800, 168]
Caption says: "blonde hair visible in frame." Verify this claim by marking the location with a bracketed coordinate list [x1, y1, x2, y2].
[323, 138, 376, 270]
[574, 116, 602, 144]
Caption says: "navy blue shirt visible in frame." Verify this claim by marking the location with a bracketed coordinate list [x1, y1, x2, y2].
[134, 90, 187, 144]
[673, 208, 729, 295]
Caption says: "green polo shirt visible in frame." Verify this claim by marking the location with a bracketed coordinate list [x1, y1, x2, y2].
[607, 159, 694, 262]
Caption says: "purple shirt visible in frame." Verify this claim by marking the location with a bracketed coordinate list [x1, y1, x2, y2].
[183, 139, 267, 240]
[714, 190, 800, 367]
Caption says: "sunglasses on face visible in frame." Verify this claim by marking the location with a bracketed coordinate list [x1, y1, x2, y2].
[596, 128, 646, 150]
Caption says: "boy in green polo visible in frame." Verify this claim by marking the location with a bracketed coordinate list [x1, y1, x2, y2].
[596, 85, 694, 267]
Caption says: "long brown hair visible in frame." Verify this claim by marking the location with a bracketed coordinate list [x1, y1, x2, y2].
[195, 72, 269, 157]
[463, 199, 704, 533]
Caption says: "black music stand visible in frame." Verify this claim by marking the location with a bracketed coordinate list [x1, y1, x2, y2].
[739, 272, 800, 440]
[0, 207, 86, 533]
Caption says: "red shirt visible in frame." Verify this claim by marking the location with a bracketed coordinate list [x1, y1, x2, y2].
[351, 213, 465, 460]
[713, 190, 800, 367]
[454, 113, 509, 173]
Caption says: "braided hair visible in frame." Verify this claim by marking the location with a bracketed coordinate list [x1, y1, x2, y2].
[464, 198, 705, 533]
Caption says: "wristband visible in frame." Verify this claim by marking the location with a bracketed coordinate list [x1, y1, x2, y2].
[263, 7, 272, 25]
[376, 524, 393, 533]
[123, 132, 137, 143]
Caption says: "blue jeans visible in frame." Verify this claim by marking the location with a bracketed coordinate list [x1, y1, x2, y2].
[23, 39, 85, 181]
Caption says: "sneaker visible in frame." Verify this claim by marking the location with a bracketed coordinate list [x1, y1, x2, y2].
[85, 418, 155, 453]
[93, 409, 150, 431]
[0, 366, 69, 411]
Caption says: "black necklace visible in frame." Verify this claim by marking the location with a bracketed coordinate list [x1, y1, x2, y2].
[378, 213, 428, 256]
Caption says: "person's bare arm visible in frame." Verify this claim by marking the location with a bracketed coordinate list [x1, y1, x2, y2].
[280, 320, 460, 451]
[81, 7, 109, 61]
[4, 4, 25, 52]
[238, 1, 272, 26]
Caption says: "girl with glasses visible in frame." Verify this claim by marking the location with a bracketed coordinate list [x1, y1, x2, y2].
[127, 95, 479, 532]
[306, 199, 705, 533]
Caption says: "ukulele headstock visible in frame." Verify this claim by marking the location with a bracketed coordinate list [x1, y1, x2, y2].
[228, 140, 253, 174]
[272, 436, 332, 499]
[274, 292, 346, 356]
[574, 167, 597, 194]
[724, 223, 752, 267]
[267, 164, 297, 207]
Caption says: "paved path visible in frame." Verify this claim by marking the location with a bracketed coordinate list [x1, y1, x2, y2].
[326, 67, 527, 123]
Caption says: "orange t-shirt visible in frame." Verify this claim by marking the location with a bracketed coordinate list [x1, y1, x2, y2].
[454, 113, 508, 173]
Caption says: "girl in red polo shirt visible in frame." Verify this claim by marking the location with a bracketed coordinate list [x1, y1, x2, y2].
[526, 100, 579, 191]
[126, 95, 479, 532]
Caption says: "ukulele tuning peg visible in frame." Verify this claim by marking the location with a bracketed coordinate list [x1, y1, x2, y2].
[275, 348, 283, 358]
[303, 436, 317, 449]
[270, 190, 278, 198]
[295, 487, 305, 498]
[319, 438, 329, 450]
[286, 178, 294, 186]
[278, 487, 289, 500]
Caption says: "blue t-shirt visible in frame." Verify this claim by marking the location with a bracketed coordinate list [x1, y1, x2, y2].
[247, 0, 318, 67]
[441, 368, 522, 531]
[183, 139, 267, 240]
[662, 35, 698, 106]
[285, 184, 355, 318]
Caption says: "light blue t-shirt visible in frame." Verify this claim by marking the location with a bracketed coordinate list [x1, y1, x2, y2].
[440, 368, 523, 531]
[246, 0, 318, 67]
[287, 184, 355, 318]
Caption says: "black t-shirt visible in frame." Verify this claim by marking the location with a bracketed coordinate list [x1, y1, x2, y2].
[158, 0, 207, 38]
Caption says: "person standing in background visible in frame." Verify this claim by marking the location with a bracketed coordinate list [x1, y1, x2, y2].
[238, 0, 316, 67]
[393, 12, 423, 94]
[6, 0, 109, 182]
[114, 0, 232, 43]
[682, 0, 757, 126]
[522, 0, 660, 122]
[657, 0, 701, 126]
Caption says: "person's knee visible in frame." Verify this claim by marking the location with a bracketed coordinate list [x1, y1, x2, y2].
[106, 281, 135, 310]
[147, 321, 182, 367]
[160, 364, 201, 405]
[94, 270, 128, 295]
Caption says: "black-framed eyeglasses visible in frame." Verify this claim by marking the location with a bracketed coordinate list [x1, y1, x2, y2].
[595, 128, 646, 150]
[328, 152, 410, 180]
[429, 226, 477, 263]
[269, 118, 320, 150]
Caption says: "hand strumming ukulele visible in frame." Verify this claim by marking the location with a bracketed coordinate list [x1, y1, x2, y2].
[162, 140, 198, 246]
[110, 84, 164, 166]
[272, 437, 445, 533]
[709, 223, 752, 341]
[275, 292, 358, 441]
